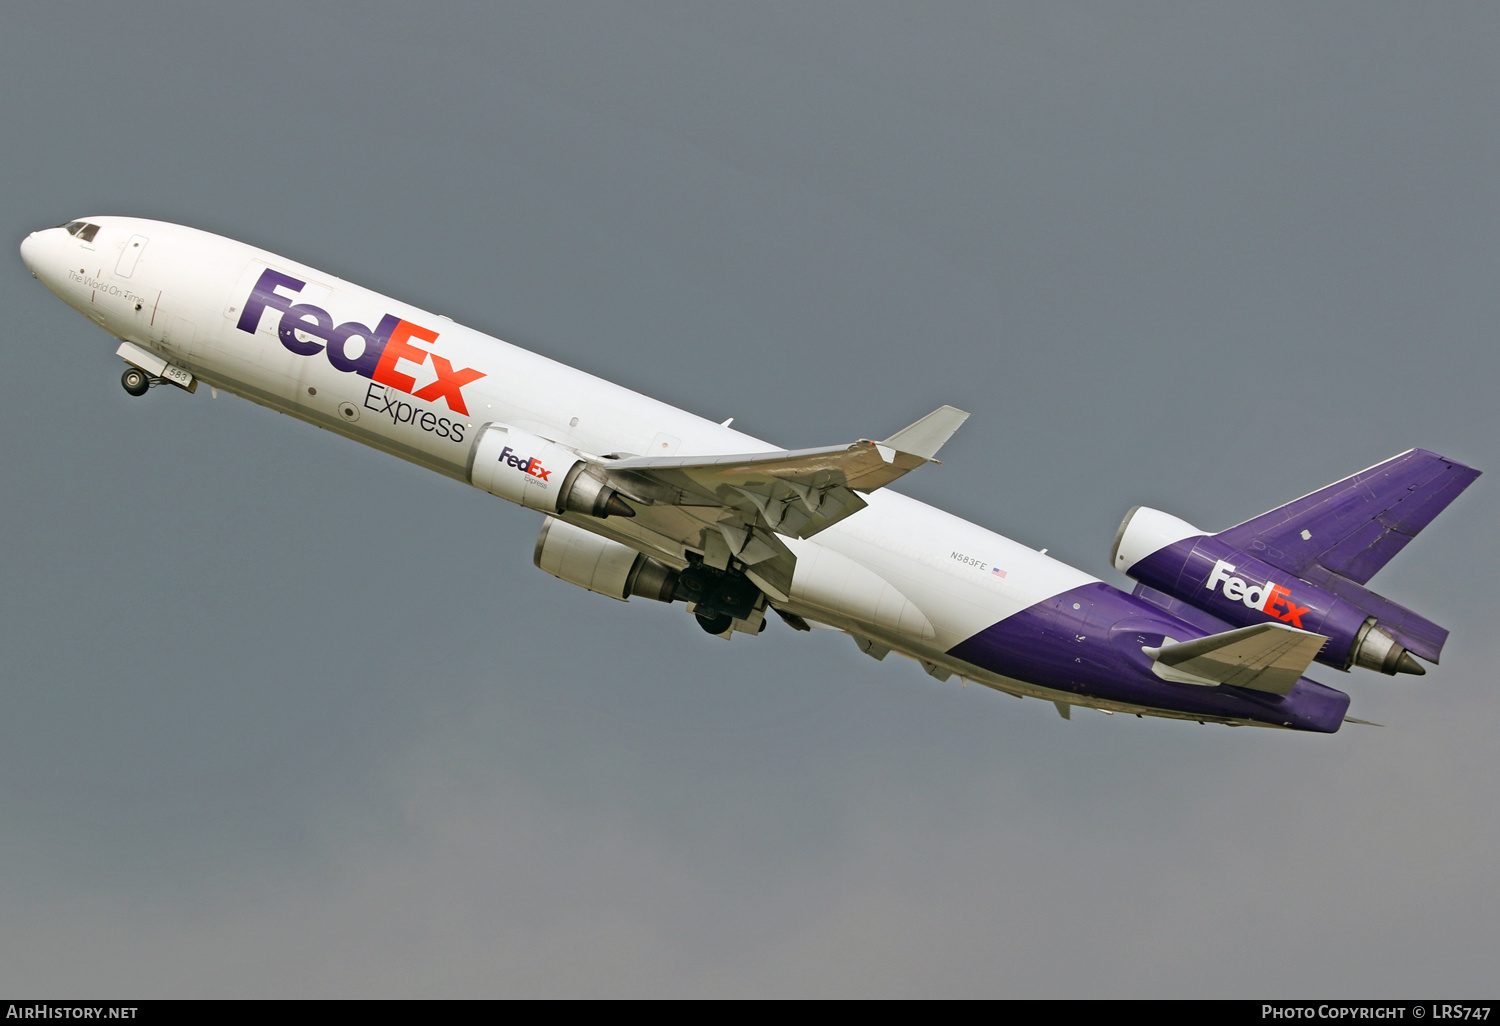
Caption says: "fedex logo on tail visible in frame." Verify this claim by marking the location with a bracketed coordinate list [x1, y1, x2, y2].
[1206, 559, 1308, 627]
[236, 269, 485, 415]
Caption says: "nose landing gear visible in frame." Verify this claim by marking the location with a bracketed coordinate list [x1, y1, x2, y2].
[121, 367, 151, 396]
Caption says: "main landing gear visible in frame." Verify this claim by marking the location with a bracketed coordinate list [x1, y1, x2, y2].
[121, 367, 152, 396]
[694, 609, 736, 635]
[674, 560, 767, 636]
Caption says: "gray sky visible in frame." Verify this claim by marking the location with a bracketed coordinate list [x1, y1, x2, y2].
[2, 3, 1496, 997]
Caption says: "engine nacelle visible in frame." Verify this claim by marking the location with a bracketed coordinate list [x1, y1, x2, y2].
[468, 423, 634, 518]
[1110, 505, 1204, 574]
[532, 519, 770, 637]
[1111, 506, 1430, 676]
[533, 518, 677, 602]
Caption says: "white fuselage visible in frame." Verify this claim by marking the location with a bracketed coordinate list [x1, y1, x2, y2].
[21, 216, 1103, 704]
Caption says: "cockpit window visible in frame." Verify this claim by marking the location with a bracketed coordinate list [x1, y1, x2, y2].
[62, 221, 100, 242]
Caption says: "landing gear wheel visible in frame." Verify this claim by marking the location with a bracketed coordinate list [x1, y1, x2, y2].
[695, 609, 734, 636]
[121, 367, 151, 397]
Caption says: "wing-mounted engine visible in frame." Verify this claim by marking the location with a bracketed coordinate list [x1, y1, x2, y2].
[469, 423, 635, 519]
[534, 517, 677, 602]
[532, 518, 767, 638]
[1109, 450, 1481, 676]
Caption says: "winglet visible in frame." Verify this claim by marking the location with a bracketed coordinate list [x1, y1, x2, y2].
[882, 406, 970, 462]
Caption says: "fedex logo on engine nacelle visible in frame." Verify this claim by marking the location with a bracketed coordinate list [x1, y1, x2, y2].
[497, 446, 551, 481]
[1205, 559, 1308, 627]
[236, 269, 485, 416]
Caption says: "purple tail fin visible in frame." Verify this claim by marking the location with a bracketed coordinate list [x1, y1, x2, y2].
[1216, 449, 1480, 586]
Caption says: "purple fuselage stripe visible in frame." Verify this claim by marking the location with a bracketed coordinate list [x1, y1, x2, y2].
[946, 582, 1350, 732]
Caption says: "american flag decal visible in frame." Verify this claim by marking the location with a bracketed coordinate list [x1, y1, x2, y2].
[991, 567, 1007, 578]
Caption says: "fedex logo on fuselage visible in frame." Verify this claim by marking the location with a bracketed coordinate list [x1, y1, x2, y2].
[1205, 559, 1308, 627]
[498, 446, 551, 481]
[236, 269, 485, 415]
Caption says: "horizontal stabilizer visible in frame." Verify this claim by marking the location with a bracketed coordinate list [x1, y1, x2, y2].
[1217, 449, 1481, 586]
[1143, 622, 1329, 696]
[881, 405, 970, 462]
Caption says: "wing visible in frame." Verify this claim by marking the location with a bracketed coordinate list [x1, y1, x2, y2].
[592, 406, 968, 600]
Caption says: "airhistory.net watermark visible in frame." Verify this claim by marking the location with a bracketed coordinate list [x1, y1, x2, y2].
[5, 1007, 137, 1019]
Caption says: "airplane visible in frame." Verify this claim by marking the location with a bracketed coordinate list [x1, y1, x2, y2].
[18, 216, 1481, 733]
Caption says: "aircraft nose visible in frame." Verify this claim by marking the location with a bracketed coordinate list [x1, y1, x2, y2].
[19, 231, 40, 274]
[19, 225, 70, 284]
